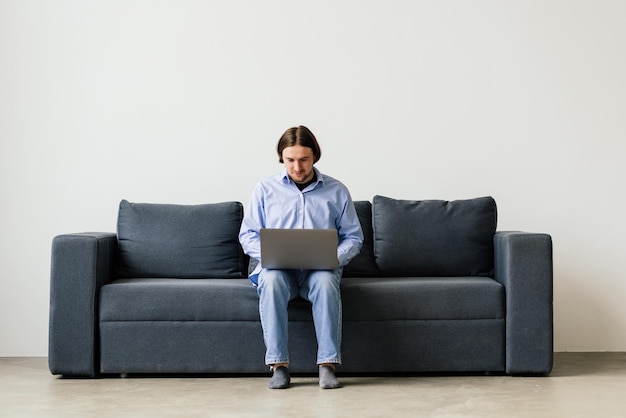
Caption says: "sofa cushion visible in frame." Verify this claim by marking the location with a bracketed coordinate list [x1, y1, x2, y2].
[372, 196, 497, 277]
[100, 277, 504, 322]
[100, 278, 313, 322]
[100, 279, 259, 321]
[343, 201, 379, 277]
[116, 200, 245, 279]
[341, 276, 504, 320]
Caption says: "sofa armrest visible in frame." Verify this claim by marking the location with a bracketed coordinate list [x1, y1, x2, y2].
[48, 232, 118, 377]
[494, 231, 553, 375]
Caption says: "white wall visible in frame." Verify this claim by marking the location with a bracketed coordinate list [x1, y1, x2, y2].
[1, 0, 625, 356]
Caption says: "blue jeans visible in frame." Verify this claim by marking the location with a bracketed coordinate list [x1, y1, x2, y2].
[257, 268, 342, 366]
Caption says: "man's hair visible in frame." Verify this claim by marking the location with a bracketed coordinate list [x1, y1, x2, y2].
[277, 125, 322, 163]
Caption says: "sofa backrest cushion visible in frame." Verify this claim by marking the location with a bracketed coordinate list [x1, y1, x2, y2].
[372, 195, 497, 277]
[343, 201, 379, 277]
[116, 200, 246, 279]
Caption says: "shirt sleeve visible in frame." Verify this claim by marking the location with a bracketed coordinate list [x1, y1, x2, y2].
[336, 193, 364, 267]
[238, 184, 264, 262]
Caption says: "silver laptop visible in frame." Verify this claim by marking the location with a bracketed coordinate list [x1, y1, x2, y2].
[260, 228, 339, 270]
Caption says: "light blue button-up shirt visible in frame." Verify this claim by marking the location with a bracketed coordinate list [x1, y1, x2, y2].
[239, 167, 363, 284]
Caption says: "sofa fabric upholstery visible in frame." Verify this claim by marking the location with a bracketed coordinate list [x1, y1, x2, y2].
[372, 195, 497, 277]
[49, 232, 118, 377]
[494, 232, 554, 374]
[49, 197, 553, 377]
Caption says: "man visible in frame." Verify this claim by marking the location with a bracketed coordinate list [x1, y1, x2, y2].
[239, 125, 363, 389]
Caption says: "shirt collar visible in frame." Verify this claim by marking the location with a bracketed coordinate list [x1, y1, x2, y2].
[281, 167, 324, 188]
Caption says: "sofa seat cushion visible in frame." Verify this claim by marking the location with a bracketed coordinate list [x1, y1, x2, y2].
[100, 279, 261, 322]
[341, 276, 504, 321]
[100, 278, 316, 322]
[100, 277, 504, 323]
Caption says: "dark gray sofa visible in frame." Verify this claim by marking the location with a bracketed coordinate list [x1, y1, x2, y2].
[49, 195, 553, 377]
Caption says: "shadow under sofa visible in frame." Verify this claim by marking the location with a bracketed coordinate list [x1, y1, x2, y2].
[48, 196, 553, 377]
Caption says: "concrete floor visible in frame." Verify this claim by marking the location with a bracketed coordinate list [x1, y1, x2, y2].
[1, 353, 625, 417]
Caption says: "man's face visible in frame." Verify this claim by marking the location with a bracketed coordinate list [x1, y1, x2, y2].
[282, 145, 315, 184]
